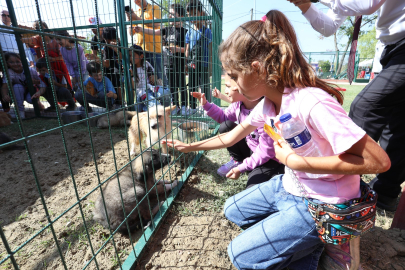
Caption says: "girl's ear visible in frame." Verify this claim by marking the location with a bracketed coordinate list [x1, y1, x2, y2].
[251, 61, 262, 73]
[140, 54, 144, 60]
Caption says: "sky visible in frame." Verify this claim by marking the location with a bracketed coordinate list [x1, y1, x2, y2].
[1, 0, 348, 56]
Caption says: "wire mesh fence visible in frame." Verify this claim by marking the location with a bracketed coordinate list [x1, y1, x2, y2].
[304, 51, 350, 80]
[0, 0, 222, 269]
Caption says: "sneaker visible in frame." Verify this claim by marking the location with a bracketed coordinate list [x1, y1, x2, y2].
[217, 158, 242, 177]
[66, 104, 77, 111]
[171, 106, 181, 115]
[44, 106, 57, 112]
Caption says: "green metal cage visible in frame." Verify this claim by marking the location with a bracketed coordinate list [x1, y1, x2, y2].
[0, 0, 223, 269]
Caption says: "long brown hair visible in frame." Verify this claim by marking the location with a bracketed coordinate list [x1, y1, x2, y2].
[219, 10, 343, 104]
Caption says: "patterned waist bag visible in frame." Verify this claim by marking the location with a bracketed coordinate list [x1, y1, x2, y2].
[304, 181, 377, 245]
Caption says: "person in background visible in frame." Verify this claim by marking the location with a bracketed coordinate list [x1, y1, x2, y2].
[133, 3, 188, 115]
[36, 57, 76, 111]
[126, 0, 166, 86]
[0, 9, 35, 65]
[1, 53, 46, 119]
[75, 61, 116, 112]
[54, 30, 88, 90]
[86, 16, 104, 63]
[23, 20, 73, 91]
[185, 0, 212, 115]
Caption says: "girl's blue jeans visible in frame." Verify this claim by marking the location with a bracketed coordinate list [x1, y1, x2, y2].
[224, 174, 324, 270]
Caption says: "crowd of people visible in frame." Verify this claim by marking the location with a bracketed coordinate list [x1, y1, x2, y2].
[0, 0, 212, 119]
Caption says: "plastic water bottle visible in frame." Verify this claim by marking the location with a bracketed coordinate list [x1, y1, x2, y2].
[280, 113, 324, 178]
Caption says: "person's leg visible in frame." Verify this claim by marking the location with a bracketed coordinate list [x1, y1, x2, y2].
[43, 86, 58, 109]
[201, 66, 211, 103]
[74, 91, 85, 107]
[218, 120, 251, 162]
[56, 87, 76, 109]
[179, 69, 187, 108]
[188, 66, 198, 109]
[168, 68, 179, 108]
[245, 159, 285, 189]
[12, 84, 26, 112]
[349, 48, 405, 207]
[224, 175, 323, 270]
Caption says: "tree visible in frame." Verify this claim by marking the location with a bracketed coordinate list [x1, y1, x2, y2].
[319, 60, 331, 73]
[333, 15, 377, 75]
[358, 27, 377, 58]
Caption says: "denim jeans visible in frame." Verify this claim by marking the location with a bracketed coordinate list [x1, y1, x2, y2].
[224, 174, 324, 270]
[75, 90, 114, 110]
[13, 84, 33, 112]
[144, 52, 168, 87]
[136, 89, 160, 112]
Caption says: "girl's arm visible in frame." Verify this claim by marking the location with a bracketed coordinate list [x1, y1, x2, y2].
[275, 134, 391, 175]
[164, 120, 258, 153]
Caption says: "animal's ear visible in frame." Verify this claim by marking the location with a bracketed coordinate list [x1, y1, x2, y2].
[165, 105, 177, 114]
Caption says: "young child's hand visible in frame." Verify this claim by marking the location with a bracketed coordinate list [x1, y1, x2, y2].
[106, 91, 115, 98]
[226, 167, 241, 179]
[274, 139, 299, 168]
[212, 87, 221, 98]
[163, 139, 191, 153]
[190, 92, 207, 106]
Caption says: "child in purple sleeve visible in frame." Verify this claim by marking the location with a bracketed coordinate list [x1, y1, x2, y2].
[191, 74, 284, 189]
[55, 30, 88, 90]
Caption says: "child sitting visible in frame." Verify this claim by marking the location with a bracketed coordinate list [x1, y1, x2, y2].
[1, 53, 46, 119]
[191, 79, 284, 189]
[165, 10, 390, 270]
[36, 57, 76, 111]
[129, 44, 160, 112]
[75, 61, 117, 112]
[54, 30, 88, 90]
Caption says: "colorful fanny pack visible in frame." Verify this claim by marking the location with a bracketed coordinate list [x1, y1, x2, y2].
[304, 181, 377, 245]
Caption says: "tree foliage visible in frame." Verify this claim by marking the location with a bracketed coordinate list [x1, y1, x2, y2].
[319, 60, 331, 72]
[358, 27, 377, 58]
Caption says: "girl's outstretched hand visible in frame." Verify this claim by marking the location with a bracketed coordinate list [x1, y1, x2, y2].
[190, 92, 207, 106]
[163, 139, 192, 153]
[274, 139, 298, 167]
[226, 167, 241, 180]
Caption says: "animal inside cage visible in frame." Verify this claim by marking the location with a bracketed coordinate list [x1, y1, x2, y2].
[0, 0, 223, 269]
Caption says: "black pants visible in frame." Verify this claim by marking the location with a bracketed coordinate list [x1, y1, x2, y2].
[188, 63, 211, 109]
[167, 66, 187, 108]
[349, 40, 405, 199]
[44, 86, 76, 109]
[219, 120, 285, 189]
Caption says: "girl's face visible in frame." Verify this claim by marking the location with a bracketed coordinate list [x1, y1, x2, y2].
[223, 74, 244, 103]
[7, 56, 23, 73]
[225, 67, 267, 102]
[133, 52, 143, 67]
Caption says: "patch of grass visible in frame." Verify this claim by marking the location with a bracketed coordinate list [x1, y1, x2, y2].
[339, 84, 365, 112]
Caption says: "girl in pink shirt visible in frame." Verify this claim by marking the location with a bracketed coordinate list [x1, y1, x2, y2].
[164, 10, 390, 270]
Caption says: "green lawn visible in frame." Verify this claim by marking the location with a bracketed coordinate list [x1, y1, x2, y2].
[218, 79, 365, 113]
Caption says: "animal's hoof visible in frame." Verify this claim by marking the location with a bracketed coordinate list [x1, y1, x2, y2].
[130, 151, 135, 156]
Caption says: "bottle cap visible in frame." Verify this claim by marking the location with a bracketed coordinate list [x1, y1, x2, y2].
[280, 113, 292, 123]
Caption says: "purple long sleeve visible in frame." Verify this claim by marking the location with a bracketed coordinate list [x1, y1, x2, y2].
[203, 101, 278, 173]
[60, 44, 87, 78]
[237, 126, 276, 173]
[203, 101, 238, 123]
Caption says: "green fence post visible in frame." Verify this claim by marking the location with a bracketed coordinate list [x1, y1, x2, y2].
[117, 0, 133, 108]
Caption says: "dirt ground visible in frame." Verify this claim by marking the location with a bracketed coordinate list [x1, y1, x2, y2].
[1, 119, 405, 270]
